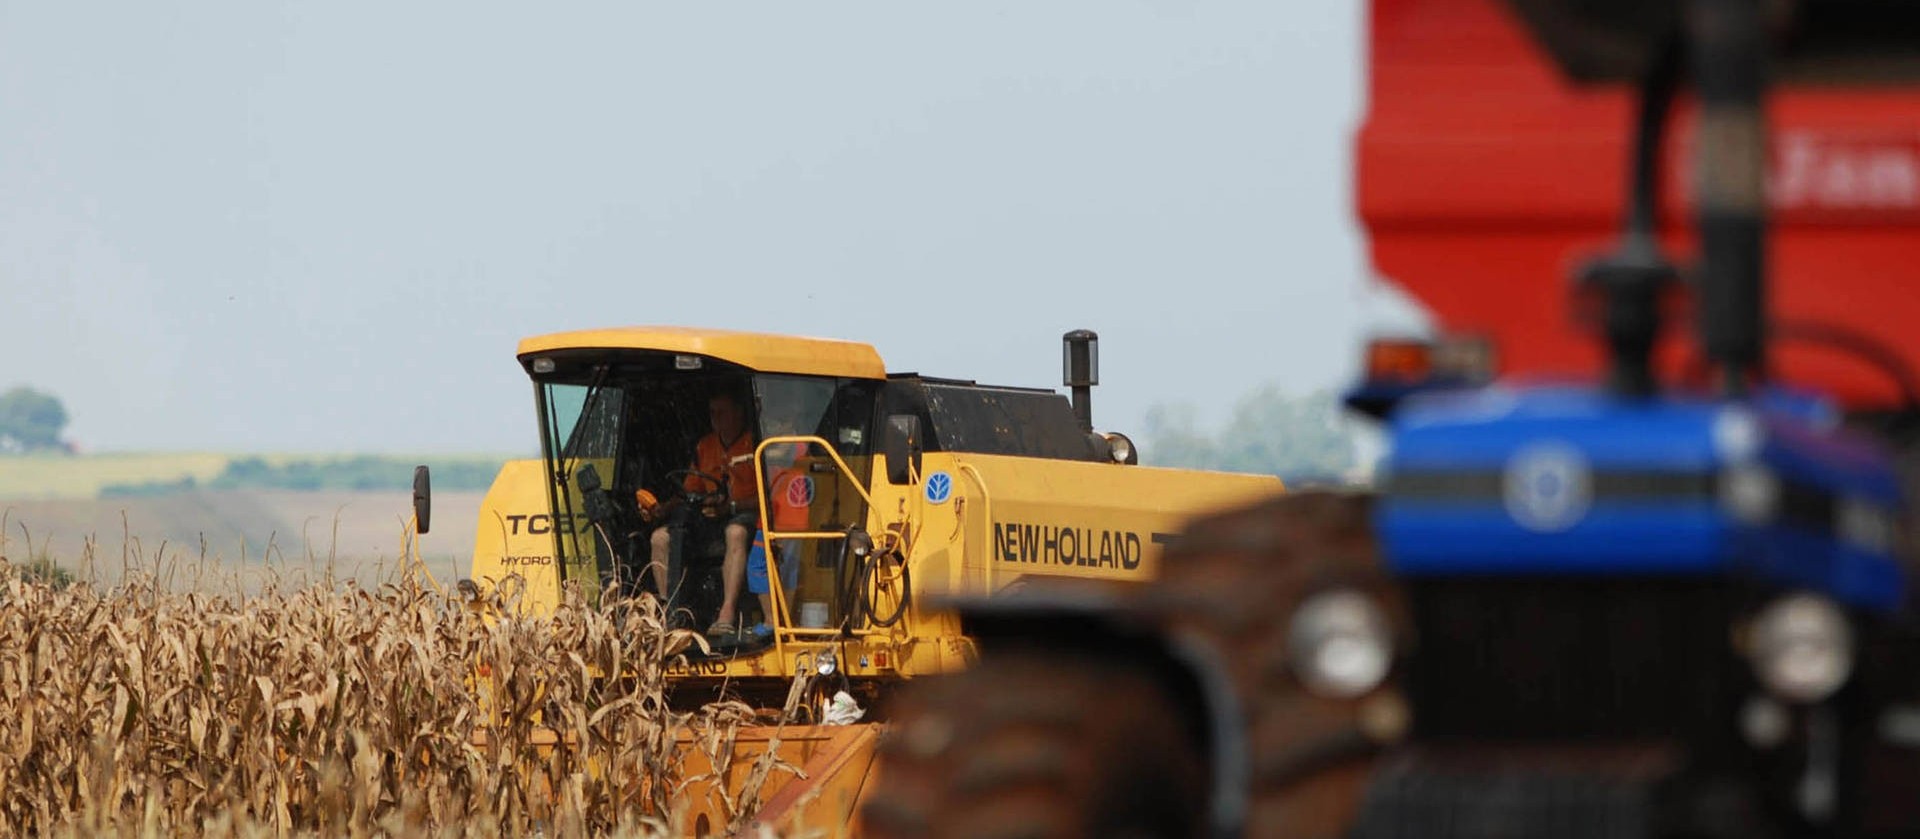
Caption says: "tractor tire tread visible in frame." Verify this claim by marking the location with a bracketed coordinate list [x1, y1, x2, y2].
[865, 653, 1206, 839]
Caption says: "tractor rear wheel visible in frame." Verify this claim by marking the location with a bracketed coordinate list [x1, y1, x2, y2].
[863, 652, 1208, 839]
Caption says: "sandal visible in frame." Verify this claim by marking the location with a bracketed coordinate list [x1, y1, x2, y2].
[705, 619, 737, 638]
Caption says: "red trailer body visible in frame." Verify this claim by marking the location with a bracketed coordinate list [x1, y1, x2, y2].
[1359, 0, 1920, 410]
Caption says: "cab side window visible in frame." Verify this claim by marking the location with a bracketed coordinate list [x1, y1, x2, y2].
[824, 381, 877, 455]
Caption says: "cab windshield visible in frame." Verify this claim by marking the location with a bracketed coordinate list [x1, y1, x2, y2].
[528, 350, 876, 605]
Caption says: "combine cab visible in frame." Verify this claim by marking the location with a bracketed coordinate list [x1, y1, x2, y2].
[862, 2, 1920, 838]
[454, 326, 1282, 832]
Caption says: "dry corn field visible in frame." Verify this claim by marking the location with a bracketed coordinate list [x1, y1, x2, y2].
[0, 549, 797, 838]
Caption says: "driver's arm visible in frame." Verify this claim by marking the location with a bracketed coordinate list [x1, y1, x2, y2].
[727, 452, 760, 514]
[690, 444, 741, 516]
[681, 440, 709, 494]
[637, 452, 704, 523]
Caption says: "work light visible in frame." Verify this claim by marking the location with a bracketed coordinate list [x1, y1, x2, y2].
[1290, 589, 1393, 699]
[1750, 593, 1853, 704]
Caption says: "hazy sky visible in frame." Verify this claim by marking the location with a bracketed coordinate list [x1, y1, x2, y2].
[2, 2, 1417, 454]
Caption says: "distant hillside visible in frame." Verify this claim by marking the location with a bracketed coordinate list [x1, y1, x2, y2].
[99, 455, 509, 498]
[0, 490, 484, 585]
[0, 453, 233, 500]
[0, 453, 514, 501]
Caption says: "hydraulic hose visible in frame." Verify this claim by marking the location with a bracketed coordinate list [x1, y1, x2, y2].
[857, 548, 911, 629]
[1596, 33, 1685, 398]
[1626, 35, 1683, 241]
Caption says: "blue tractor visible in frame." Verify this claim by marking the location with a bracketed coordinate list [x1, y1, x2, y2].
[861, 1, 1920, 838]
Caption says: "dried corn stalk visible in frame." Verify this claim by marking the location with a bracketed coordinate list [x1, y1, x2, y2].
[0, 553, 781, 838]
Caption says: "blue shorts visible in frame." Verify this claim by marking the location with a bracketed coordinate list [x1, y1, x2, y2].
[745, 531, 801, 596]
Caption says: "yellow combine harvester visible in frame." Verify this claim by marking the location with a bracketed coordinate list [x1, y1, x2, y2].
[460, 325, 1280, 833]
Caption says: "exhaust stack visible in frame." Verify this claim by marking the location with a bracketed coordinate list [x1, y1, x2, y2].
[1690, 0, 1769, 394]
[1063, 330, 1099, 432]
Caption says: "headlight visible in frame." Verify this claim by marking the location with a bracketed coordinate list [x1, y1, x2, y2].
[1103, 432, 1138, 465]
[1838, 498, 1893, 554]
[1712, 407, 1764, 462]
[816, 651, 839, 676]
[1720, 463, 1779, 524]
[1289, 589, 1393, 699]
[1750, 593, 1853, 704]
[847, 529, 874, 560]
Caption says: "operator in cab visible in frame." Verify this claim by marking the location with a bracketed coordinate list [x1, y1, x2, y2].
[644, 391, 759, 638]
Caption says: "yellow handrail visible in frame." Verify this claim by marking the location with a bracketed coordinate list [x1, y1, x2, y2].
[752, 434, 882, 661]
[754, 435, 878, 509]
[956, 462, 993, 594]
[778, 626, 895, 638]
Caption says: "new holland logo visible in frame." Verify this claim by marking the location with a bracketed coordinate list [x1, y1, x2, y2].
[924, 471, 953, 505]
[1504, 442, 1592, 533]
[784, 475, 815, 508]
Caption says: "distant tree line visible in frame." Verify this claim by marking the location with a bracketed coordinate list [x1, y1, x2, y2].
[100, 456, 506, 498]
[1141, 387, 1365, 485]
[0, 387, 71, 453]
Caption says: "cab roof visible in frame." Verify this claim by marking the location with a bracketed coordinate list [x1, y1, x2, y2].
[515, 326, 887, 380]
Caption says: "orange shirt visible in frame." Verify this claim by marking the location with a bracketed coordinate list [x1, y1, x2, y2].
[769, 466, 814, 531]
[690, 432, 757, 504]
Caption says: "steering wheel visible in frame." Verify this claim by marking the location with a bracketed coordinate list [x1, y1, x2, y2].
[664, 468, 730, 507]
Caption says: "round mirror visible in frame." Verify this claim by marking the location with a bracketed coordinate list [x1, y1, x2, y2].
[412, 465, 432, 535]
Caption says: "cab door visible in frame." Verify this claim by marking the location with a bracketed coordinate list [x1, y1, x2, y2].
[752, 376, 880, 632]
